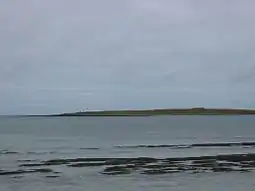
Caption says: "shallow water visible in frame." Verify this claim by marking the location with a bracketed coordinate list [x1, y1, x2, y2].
[1, 116, 255, 190]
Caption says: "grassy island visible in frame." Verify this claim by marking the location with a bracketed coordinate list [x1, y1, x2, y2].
[54, 108, 255, 117]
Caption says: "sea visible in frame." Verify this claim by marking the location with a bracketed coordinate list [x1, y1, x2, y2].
[1, 115, 255, 191]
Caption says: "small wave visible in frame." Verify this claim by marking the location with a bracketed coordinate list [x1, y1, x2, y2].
[114, 144, 192, 149]
[115, 141, 255, 149]
[79, 147, 100, 150]
[26, 151, 58, 155]
[27, 151, 48, 155]
[17, 159, 38, 162]
[192, 142, 255, 147]
[171, 145, 192, 149]
[0, 150, 19, 155]
[0, 168, 55, 176]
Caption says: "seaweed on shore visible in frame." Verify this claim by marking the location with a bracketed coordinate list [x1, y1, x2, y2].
[15, 153, 255, 176]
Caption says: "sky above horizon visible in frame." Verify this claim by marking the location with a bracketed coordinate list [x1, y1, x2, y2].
[1, 0, 255, 114]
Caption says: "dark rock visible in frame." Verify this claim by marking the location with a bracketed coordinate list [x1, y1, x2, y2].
[66, 158, 108, 163]
[165, 154, 255, 163]
[68, 162, 106, 167]
[133, 157, 158, 163]
[192, 162, 216, 168]
[19, 163, 46, 167]
[45, 175, 60, 178]
[192, 159, 216, 164]
[103, 166, 128, 172]
[241, 161, 255, 167]
[212, 167, 234, 172]
[33, 168, 54, 173]
[164, 156, 215, 162]
[0, 168, 54, 176]
[44, 158, 112, 165]
[239, 169, 253, 172]
[16, 154, 255, 176]
[102, 166, 131, 175]
[104, 157, 157, 166]
[143, 164, 169, 169]
[142, 169, 180, 175]
[216, 154, 255, 162]
[44, 160, 70, 166]
[176, 166, 196, 171]
[0, 170, 33, 176]
[217, 162, 240, 167]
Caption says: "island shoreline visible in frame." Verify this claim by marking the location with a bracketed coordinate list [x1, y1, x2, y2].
[47, 108, 255, 117]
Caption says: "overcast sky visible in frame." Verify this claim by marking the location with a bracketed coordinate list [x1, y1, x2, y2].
[1, 0, 255, 114]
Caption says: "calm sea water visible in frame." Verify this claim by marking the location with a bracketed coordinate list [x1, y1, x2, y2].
[1, 116, 255, 191]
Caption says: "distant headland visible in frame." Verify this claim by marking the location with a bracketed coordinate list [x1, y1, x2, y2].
[50, 108, 255, 117]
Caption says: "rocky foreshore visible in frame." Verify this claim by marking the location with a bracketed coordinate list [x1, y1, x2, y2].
[1, 153, 255, 177]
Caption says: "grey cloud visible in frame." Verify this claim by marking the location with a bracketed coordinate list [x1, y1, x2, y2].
[1, 0, 255, 114]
